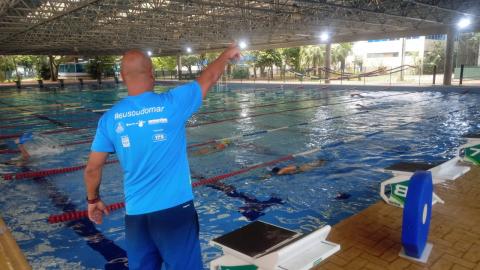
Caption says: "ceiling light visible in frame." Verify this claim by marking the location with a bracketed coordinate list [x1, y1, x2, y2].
[320, 32, 330, 42]
[457, 18, 471, 29]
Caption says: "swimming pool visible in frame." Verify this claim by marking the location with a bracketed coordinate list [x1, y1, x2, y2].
[0, 82, 479, 269]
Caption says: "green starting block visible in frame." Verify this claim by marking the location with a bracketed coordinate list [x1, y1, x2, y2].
[460, 143, 480, 165]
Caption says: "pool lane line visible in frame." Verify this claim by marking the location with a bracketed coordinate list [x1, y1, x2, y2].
[0, 89, 413, 149]
[0, 91, 407, 141]
[186, 91, 467, 149]
[187, 91, 423, 128]
[0, 85, 366, 126]
[0, 90, 464, 157]
[0, 91, 452, 154]
[0, 87, 335, 127]
[13, 89, 466, 181]
[0, 102, 81, 112]
[17, 166, 129, 268]
[2, 159, 119, 180]
[46, 103, 477, 224]
[47, 155, 293, 224]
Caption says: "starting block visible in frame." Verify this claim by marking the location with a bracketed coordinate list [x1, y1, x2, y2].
[458, 134, 480, 166]
[210, 221, 340, 270]
[380, 157, 471, 208]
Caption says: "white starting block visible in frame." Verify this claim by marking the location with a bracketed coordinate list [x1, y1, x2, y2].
[210, 221, 340, 270]
[380, 158, 471, 208]
[383, 159, 470, 183]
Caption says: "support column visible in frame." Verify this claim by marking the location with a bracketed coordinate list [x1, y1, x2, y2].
[48, 55, 56, 81]
[400, 37, 406, 81]
[325, 43, 331, 84]
[443, 28, 455, 85]
[176, 54, 182, 80]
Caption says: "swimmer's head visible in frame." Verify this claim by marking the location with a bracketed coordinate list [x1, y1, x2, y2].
[18, 132, 33, 145]
[216, 143, 227, 150]
[271, 167, 280, 175]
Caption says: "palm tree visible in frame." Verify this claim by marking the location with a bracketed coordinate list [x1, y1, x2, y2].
[332, 43, 353, 71]
[299, 45, 324, 76]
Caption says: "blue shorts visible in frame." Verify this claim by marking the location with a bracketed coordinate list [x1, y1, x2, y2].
[125, 201, 202, 270]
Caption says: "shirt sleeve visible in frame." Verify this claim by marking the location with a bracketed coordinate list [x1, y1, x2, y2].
[169, 81, 203, 121]
[91, 115, 115, 153]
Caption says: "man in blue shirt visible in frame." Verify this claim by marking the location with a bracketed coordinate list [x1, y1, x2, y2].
[84, 45, 240, 270]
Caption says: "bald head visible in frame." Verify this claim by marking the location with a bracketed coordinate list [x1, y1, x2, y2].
[121, 50, 154, 95]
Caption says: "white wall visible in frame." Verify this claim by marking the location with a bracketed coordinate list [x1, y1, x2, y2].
[348, 37, 425, 71]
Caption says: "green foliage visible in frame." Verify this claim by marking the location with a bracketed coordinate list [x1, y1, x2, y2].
[232, 67, 250, 79]
[182, 54, 201, 75]
[86, 56, 119, 79]
[281, 47, 300, 71]
[299, 45, 324, 73]
[152, 56, 177, 71]
[423, 41, 445, 74]
[332, 43, 353, 70]
[39, 62, 51, 80]
[0, 56, 15, 82]
[256, 49, 282, 68]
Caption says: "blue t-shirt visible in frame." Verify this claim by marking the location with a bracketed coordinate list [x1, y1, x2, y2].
[91, 81, 202, 215]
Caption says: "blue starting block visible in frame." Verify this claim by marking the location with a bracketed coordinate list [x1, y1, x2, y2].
[399, 171, 433, 263]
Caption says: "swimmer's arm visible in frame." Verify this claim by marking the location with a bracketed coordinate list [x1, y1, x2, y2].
[197, 44, 241, 98]
[18, 144, 30, 161]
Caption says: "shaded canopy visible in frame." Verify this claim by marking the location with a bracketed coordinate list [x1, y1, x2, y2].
[0, 0, 479, 55]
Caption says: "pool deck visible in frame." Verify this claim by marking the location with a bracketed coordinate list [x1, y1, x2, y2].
[315, 165, 480, 270]
[0, 216, 31, 270]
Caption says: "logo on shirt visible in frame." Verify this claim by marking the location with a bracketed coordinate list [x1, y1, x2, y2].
[152, 133, 166, 142]
[121, 135, 131, 148]
[148, 118, 168, 125]
[115, 122, 125, 134]
[126, 120, 146, 128]
[114, 106, 164, 120]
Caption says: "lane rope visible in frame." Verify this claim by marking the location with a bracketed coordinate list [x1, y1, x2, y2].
[46, 103, 476, 223]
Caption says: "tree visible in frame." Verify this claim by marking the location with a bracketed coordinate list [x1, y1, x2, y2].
[423, 41, 445, 74]
[282, 47, 300, 71]
[87, 56, 118, 79]
[255, 49, 282, 79]
[299, 45, 324, 76]
[332, 43, 353, 71]
[0, 56, 15, 82]
[456, 32, 480, 66]
[181, 54, 201, 77]
[243, 51, 259, 78]
[152, 56, 177, 71]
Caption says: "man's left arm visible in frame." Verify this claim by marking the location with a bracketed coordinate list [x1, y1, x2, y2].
[84, 151, 110, 224]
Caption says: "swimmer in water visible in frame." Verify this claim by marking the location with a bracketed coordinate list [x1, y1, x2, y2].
[2, 132, 62, 165]
[189, 140, 230, 156]
[335, 192, 351, 200]
[269, 159, 326, 176]
[350, 93, 365, 98]
[355, 103, 368, 110]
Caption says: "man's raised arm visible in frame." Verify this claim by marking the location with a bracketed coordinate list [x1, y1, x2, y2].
[197, 44, 241, 98]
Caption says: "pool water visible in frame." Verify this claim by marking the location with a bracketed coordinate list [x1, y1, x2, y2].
[0, 83, 479, 269]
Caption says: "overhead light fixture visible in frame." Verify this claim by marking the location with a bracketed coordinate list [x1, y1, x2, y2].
[186, 47, 192, 53]
[147, 51, 152, 56]
[457, 18, 471, 29]
[320, 32, 330, 42]
[239, 40, 248, 50]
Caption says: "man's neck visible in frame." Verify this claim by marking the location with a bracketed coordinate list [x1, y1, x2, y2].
[128, 88, 152, 96]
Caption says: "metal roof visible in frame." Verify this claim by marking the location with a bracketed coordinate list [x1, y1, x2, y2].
[0, 0, 479, 55]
